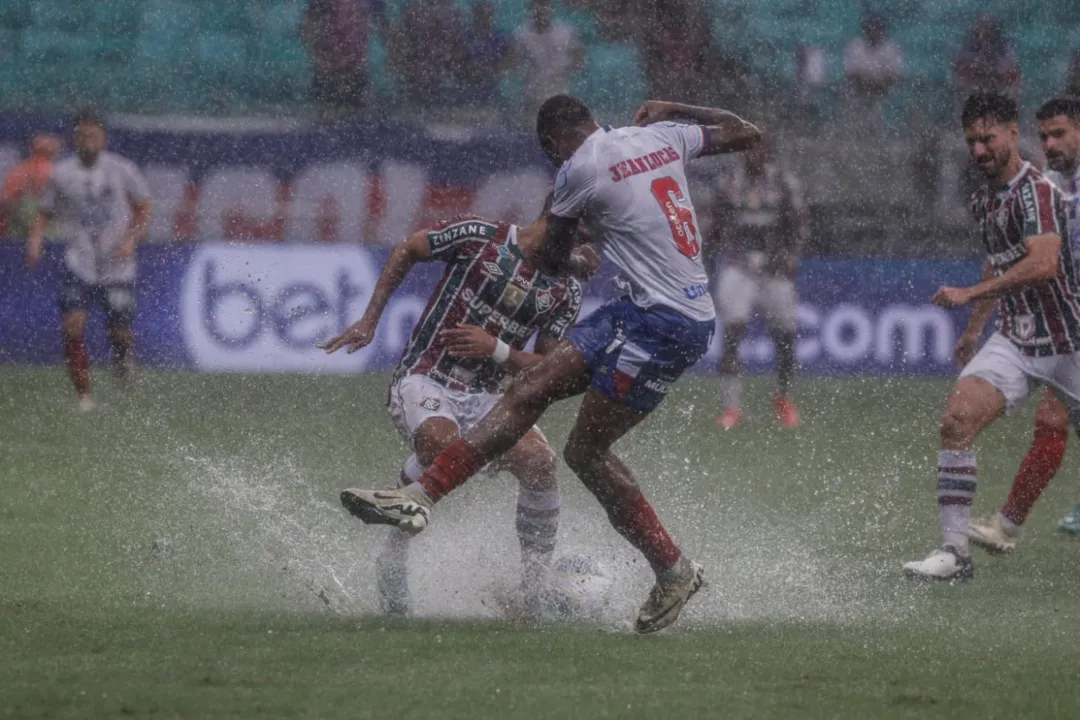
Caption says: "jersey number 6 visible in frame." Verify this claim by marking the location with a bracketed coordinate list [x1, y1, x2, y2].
[650, 176, 699, 259]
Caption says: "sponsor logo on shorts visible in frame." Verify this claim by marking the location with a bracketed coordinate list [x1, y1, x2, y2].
[420, 397, 442, 411]
[683, 283, 709, 300]
[643, 378, 671, 393]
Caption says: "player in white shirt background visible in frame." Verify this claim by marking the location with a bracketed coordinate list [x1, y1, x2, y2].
[340, 94, 762, 634]
[25, 110, 152, 412]
[964, 97, 1080, 551]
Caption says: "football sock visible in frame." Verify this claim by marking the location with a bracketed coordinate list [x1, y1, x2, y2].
[63, 336, 91, 399]
[110, 329, 133, 381]
[938, 449, 976, 554]
[516, 487, 560, 590]
[398, 454, 424, 487]
[413, 438, 486, 504]
[605, 491, 681, 575]
[1001, 423, 1067, 527]
[720, 374, 742, 412]
[774, 330, 796, 397]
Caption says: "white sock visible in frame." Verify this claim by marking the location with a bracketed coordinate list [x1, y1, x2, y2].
[516, 487, 560, 591]
[998, 512, 1019, 535]
[937, 449, 976, 554]
[399, 454, 424, 486]
[721, 374, 742, 411]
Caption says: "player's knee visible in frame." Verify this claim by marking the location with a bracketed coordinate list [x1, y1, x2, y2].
[517, 446, 558, 492]
[939, 405, 979, 445]
[562, 436, 600, 479]
[1036, 400, 1071, 433]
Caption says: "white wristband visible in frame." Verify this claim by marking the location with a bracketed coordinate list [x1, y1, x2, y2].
[491, 339, 511, 365]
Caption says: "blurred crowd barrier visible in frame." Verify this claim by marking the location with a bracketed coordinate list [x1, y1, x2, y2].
[0, 115, 991, 257]
[0, 242, 980, 376]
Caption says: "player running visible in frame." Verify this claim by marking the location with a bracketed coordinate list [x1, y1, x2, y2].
[339, 95, 762, 633]
[25, 109, 152, 412]
[322, 201, 591, 616]
[710, 138, 809, 430]
[965, 97, 1080, 551]
[903, 92, 1080, 582]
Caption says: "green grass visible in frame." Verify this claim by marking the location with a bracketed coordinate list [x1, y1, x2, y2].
[4, 367, 1080, 718]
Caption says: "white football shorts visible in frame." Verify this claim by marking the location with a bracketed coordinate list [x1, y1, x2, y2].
[715, 263, 797, 332]
[960, 332, 1080, 412]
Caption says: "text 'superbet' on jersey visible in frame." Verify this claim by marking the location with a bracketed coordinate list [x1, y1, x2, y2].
[970, 161, 1080, 356]
[393, 217, 582, 393]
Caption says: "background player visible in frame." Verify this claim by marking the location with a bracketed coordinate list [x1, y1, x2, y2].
[903, 92, 1080, 582]
[710, 137, 809, 430]
[340, 95, 762, 634]
[25, 110, 151, 412]
[324, 203, 590, 616]
[965, 97, 1080, 551]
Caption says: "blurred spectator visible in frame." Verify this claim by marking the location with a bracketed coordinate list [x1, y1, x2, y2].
[514, 0, 585, 125]
[303, 0, 387, 120]
[952, 14, 1020, 98]
[1065, 51, 1080, 98]
[460, 2, 513, 110]
[397, 0, 468, 109]
[642, 0, 713, 104]
[841, 12, 904, 128]
[2, 134, 60, 239]
[794, 42, 829, 130]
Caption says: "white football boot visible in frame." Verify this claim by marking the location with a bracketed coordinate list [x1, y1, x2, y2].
[635, 557, 705, 634]
[902, 546, 973, 583]
[968, 514, 1018, 554]
[340, 488, 431, 535]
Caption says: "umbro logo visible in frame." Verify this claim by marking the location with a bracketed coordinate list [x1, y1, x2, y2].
[482, 261, 504, 277]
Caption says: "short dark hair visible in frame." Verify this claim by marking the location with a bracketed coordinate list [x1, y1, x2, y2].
[536, 95, 592, 141]
[961, 92, 1018, 128]
[1036, 97, 1080, 123]
[75, 107, 105, 129]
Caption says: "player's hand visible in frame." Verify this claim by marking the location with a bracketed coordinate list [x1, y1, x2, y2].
[632, 100, 676, 127]
[319, 316, 377, 354]
[440, 324, 497, 359]
[953, 331, 980, 368]
[931, 286, 973, 309]
[568, 244, 601, 282]
[24, 241, 42, 270]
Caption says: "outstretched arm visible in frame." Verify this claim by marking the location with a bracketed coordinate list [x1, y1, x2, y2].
[321, 230, 432, 353]
[932, 234, 1062, 308]
[633, 100, 762, 154]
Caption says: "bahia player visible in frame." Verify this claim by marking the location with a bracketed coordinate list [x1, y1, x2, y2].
[965, 97, 1080, 551]
[340, 94, 762, 634]
[25, 109, 152, 411]
[323, 200, 592, 616]
[903, 93, 1080, 582]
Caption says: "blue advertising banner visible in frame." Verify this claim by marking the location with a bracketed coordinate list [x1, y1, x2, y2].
[0, 243, 981, 376]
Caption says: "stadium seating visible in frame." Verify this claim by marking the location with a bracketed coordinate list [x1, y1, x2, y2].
[0, 0, 1068, 123]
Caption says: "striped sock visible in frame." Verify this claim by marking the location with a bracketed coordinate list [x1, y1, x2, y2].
[938, 450, 977, 553]
[516, 487, 560, 590]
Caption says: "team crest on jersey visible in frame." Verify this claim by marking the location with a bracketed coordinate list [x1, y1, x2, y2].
[420, 397, 442, 412]
[1013, 314, 1035, 341]
[535, 289, 553, 312]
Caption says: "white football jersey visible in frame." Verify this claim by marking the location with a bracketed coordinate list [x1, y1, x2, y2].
[41, 151, 151, 284]
[550, 122, 714, 321]
[1046, 166, 1080, 267]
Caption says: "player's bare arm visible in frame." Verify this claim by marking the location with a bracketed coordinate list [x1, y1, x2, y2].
[24, 209, 52, 270]
[439, 327, 561, 371]
[534, 218, 595, 277]
[117, 198, 152, 261]
[952, 262, 997, 366]
[932, 233, 1062, 308]
[632, 100, 762, 155]
[321, 229, 432, 354]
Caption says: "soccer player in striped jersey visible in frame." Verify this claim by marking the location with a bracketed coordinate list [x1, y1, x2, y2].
[964, 97, 1080, 551]
[339, 94, 763, 633]
[323, 200, 591, 616]
[903, 92, 1080, 582]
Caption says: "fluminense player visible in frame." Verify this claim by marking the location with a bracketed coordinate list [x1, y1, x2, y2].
[339, 94, 762, 633]
[903, 92, 1080, 582]
[25, 109, 152, 412]
[965, 97, 1080, 551]
[711, 138, 809, 430]
[322, 200, 591, 616]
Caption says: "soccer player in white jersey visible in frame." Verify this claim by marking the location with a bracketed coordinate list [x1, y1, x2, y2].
[964, 97, 1080, 551]
[340, 95, 761, 633]
[25, 110, 152, 412]
[903, 93, 1080, 582]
